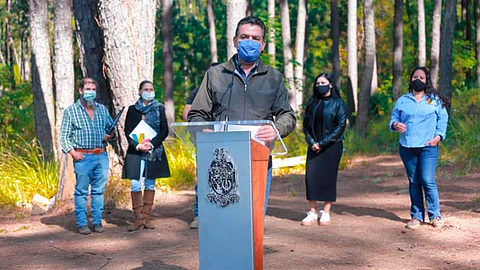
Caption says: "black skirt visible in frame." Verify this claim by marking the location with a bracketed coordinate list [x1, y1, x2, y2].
[305, 141, 343, 201]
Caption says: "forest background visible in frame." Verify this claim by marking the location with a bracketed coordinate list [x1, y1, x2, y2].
[0, 0, 479, 209]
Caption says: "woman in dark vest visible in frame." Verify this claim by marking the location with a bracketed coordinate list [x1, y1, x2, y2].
[301, 73, 347, 226]
[122, 80, 170, 231]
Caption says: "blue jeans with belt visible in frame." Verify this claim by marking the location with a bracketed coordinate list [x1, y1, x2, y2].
[399, 145, 441, 222]
[73, 152, 109, 227]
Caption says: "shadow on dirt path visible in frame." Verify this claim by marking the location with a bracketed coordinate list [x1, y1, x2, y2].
[1, 154, 480, 270]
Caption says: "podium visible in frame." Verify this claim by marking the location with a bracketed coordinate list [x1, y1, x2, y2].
[170, 120, 287, 270]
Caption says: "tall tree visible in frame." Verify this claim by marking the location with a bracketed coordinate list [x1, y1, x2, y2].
[439, 0, 458, 101]
[357, 0, 375, 132]
[475, 0, 480, 86]
[463, 0, 472, 41]
[73, 0, 110, 108]
[207, 0, 218, 63]
[28, 0, 56, 159]
[294, 0, 307, 110]
[392, 0, 403, 99]
[280, 0, 296, 111]
[226, 0, 247, 59]
[54, 0, 75, 200]
[430, 0, 442, 88]
[163, 0, 175, 126]
[99, 0, 157, 156]
[331, 0, 340, 91]
[417, 0, 426, 66]
[267, 0, 276, 67]
[347, 0, 358, 113]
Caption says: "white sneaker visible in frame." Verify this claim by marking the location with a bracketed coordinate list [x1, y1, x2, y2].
[319, 211, 331, 226]
[301, 211, 318, 226]
[189, 217, 199, 229]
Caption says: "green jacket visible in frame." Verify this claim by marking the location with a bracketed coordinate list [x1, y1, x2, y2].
[188, 55, 296, 138]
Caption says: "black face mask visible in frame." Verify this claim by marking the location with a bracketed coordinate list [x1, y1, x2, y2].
[410, 79, 426, 92]
[315, 85, 330, 96]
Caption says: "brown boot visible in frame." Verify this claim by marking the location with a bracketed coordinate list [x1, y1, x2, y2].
[143, 190, 155, 229]
[128, 191, 144, 231]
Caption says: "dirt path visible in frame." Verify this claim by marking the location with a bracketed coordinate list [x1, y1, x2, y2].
[1, 155, 480, 270]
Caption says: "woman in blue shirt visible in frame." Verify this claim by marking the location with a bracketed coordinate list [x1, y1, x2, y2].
[389, 67, 450, 230]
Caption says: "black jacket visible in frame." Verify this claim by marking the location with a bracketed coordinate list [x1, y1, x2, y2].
[122, 104, 170, 179]
[303, 97, 347, 148]
[187, 55, 296, 138]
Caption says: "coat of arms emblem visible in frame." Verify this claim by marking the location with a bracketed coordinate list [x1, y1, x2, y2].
[207, 148, 239, 207]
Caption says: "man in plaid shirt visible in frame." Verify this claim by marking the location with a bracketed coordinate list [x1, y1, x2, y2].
[60, 77, 114, 235]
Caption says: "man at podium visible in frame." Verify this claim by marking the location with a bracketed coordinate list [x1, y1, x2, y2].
[188, 16, 296, 217]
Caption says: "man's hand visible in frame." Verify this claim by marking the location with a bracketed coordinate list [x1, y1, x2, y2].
[69, 149, 85, 161]
[256, 125, 278, 143]
[311, 143, 321, 153]
[103, 134, 113, 142]
[393, 122, 407, 134]
[425, 135, 441, 146]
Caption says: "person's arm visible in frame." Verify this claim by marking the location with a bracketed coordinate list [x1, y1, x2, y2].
[188, 72, 213, 122]
[103, 106, 115, 142]
[389, 99, 402, 131]
[302, 101, 317, 147]
[435, 99, 449, 141]
[318, 100, 347, 148]
[60, 108, 74, 154]
[182, 104, 191, 122]
[271, 77, 296, 138]
[124, 106, 140, 151]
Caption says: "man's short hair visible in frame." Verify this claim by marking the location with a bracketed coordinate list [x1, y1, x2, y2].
[79, 77, 98, 90]
[235, 16, 266, 41]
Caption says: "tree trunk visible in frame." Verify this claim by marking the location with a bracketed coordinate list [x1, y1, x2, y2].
[417, 0, 426, 66]
[356, 0, 375, 133]
[268, 0, 276, 67]
[430, 0, 442, 88]
[295, 0, 307, 110]
[21, 30, 31, 81]
[99, 0, 157, 157]
[73, 0, 110, 109]
[475, 0, 480, 86]
[226, 0, 247, 59]
[162, 0, 175, 127]
[54, 0, 75, 200]
[6, 0, 15, 90]
[280, 0, 297, 111]
[207, 0, 218, 63]
[439, 0, 458, 100]
[392, 0, 403, 100]
[463, 0, 472, 41]
[28, 0, 56, 159]
[331, 0, 340, 92]
[347, 0, 358, 113]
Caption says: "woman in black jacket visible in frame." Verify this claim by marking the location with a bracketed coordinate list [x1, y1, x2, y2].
[122, 80, 170, 231]
[301, 73, 347, 226]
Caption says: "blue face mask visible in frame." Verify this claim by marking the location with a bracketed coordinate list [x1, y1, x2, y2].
[83, 90, 96, 101]
[141, 91, 155, 101]
[237, 39, 261, 63]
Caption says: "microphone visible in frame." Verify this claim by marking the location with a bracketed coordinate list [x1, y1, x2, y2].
[224, 62, 242, 131]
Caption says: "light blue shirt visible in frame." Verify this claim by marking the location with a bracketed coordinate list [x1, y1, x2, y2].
[389, 92, 448, 148]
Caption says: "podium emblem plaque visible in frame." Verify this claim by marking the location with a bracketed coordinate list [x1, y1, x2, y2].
[207, 148, 239, 207]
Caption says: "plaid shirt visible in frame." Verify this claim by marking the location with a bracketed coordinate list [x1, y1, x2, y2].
[60, 100, 113, 153]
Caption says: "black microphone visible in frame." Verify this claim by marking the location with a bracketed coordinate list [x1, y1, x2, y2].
[224, 62, 242, 131]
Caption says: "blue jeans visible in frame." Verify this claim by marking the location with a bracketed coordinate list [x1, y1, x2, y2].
[399, 145, 441, 222]
[130, 159, 156, 191]
[73, 152, 109, 227]
[194, 156, 272, 217]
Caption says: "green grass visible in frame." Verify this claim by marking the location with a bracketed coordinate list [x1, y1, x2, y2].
[0, 135, 58, 206]
[157, 138, 196, 190]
